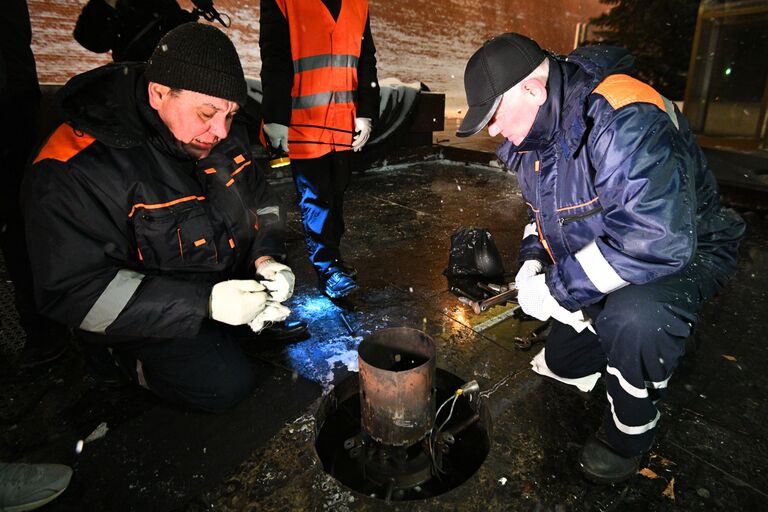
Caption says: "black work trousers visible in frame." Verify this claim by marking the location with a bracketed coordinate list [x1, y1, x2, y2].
[290, 151, 353, 278]
[81, 321, 256, 413]
[544, 255, 731, 457]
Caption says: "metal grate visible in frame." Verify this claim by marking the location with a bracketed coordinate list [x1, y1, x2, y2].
[0, 249, 27, 355]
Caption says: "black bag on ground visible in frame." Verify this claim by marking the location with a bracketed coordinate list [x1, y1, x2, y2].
[443, 227, 505, 279]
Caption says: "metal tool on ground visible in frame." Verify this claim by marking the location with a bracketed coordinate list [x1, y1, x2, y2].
[464, 286, 517, 314]
[476, 282, 510, 295]
[513, 319, 550, 351]
[340, 313, 355, 336]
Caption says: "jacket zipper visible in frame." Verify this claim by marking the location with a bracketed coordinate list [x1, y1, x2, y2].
[559, 205, 603, 226]
[536, 212, 556, 263]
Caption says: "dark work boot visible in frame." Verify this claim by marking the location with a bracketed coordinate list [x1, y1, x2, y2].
[17, 322, 70, 369]
[321, 270, 358, 299]
[579, 434, 641, 484]
[338, 260, 358, 279]
[17, 339, 69, 369]
[81, 344, 131, 388]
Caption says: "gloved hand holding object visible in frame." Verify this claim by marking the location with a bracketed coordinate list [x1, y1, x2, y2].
[515, 259, 543, 288]
[351, 117, 372, 152]
[210, 280, 268, 325]
[263, 123, 289, 153]
[517, 274, 595, 333]
[249, 301, 292, 333]
[256, 259, 295, 302]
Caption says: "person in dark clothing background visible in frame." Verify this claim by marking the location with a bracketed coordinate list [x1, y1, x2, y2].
[24, 23, 297, 412]
[458, 33, 745, 484]
[0, 0, 69, 367]
[73, 0, 198, 62]
[259, 0, 380, 299]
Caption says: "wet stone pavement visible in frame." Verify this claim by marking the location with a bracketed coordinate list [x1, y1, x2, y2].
[1, 157, 767, 511]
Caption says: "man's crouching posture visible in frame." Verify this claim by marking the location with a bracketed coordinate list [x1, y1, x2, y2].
[458, 33, 745, 483]
[24, 23, 296, 412]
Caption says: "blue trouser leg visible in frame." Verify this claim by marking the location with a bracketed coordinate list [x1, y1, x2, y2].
[290, 152, 352, 277]
[545, 257, 727, 457]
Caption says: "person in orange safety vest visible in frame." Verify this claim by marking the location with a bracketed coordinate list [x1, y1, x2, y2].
[259, 0, 380, 299]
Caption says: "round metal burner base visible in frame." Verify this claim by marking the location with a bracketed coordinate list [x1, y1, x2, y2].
[314, 368, 492, 502]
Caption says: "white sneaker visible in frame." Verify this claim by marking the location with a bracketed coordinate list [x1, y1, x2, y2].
[0, 462, 72, 512]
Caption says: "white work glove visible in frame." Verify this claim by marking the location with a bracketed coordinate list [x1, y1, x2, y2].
[264, 123, 289, 153]
[210, 280, 268, 326]
[351, 117, 372, 152]
[514, 259, 544, 289]
[256, 259, 295, 302]
[248, 301, 292, 333]
[517, 274, 595, 333]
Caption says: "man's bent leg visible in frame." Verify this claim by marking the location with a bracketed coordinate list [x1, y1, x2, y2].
[595, 270, 703, 457]
[544, 312, 605, 379]
[111, 321, 256, 413]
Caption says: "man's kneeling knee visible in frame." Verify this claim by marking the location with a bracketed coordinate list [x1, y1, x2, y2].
[169, 364, 256, 414]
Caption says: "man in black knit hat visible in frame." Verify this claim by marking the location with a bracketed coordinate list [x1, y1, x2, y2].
[22, 23, 297, 412]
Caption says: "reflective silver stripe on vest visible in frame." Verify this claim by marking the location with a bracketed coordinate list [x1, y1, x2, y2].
[256, 206, 280, 218]
[293, 54, 359, 74]
[292, 90, 357, 110]
[80, 269, 145, 333]
[661, 96, 679, 130]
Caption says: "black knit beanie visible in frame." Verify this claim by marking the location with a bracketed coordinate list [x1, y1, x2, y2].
[145, 23, 247, 105]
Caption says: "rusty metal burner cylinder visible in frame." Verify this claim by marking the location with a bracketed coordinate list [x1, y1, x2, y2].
[358, 327, 436, 447]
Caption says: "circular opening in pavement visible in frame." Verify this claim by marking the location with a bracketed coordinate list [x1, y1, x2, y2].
[314, 368, 491, 502]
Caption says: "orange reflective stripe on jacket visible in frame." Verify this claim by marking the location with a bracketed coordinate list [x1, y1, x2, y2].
[275, 0, 368, 159]
[128, 196, 206, 218]
[593, 74, 666, 112]
[33, 123, 96, 164]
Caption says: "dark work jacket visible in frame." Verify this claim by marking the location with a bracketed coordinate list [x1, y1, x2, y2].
[259, 0, 380, 126]
[496, 47, 745, 312]
[23, 63, 285, 340]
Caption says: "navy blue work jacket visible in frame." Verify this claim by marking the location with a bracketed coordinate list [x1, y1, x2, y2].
[497, 47, 745, 312]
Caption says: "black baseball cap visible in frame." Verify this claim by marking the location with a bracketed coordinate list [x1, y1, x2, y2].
[457, 33, 546, 137]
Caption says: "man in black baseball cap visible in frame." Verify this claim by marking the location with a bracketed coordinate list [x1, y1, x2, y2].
[458, 33, 745, 485]
[457, 33, 547, 138]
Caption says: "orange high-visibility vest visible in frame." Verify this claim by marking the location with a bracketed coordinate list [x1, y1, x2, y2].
[275, 0, 367, 159]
